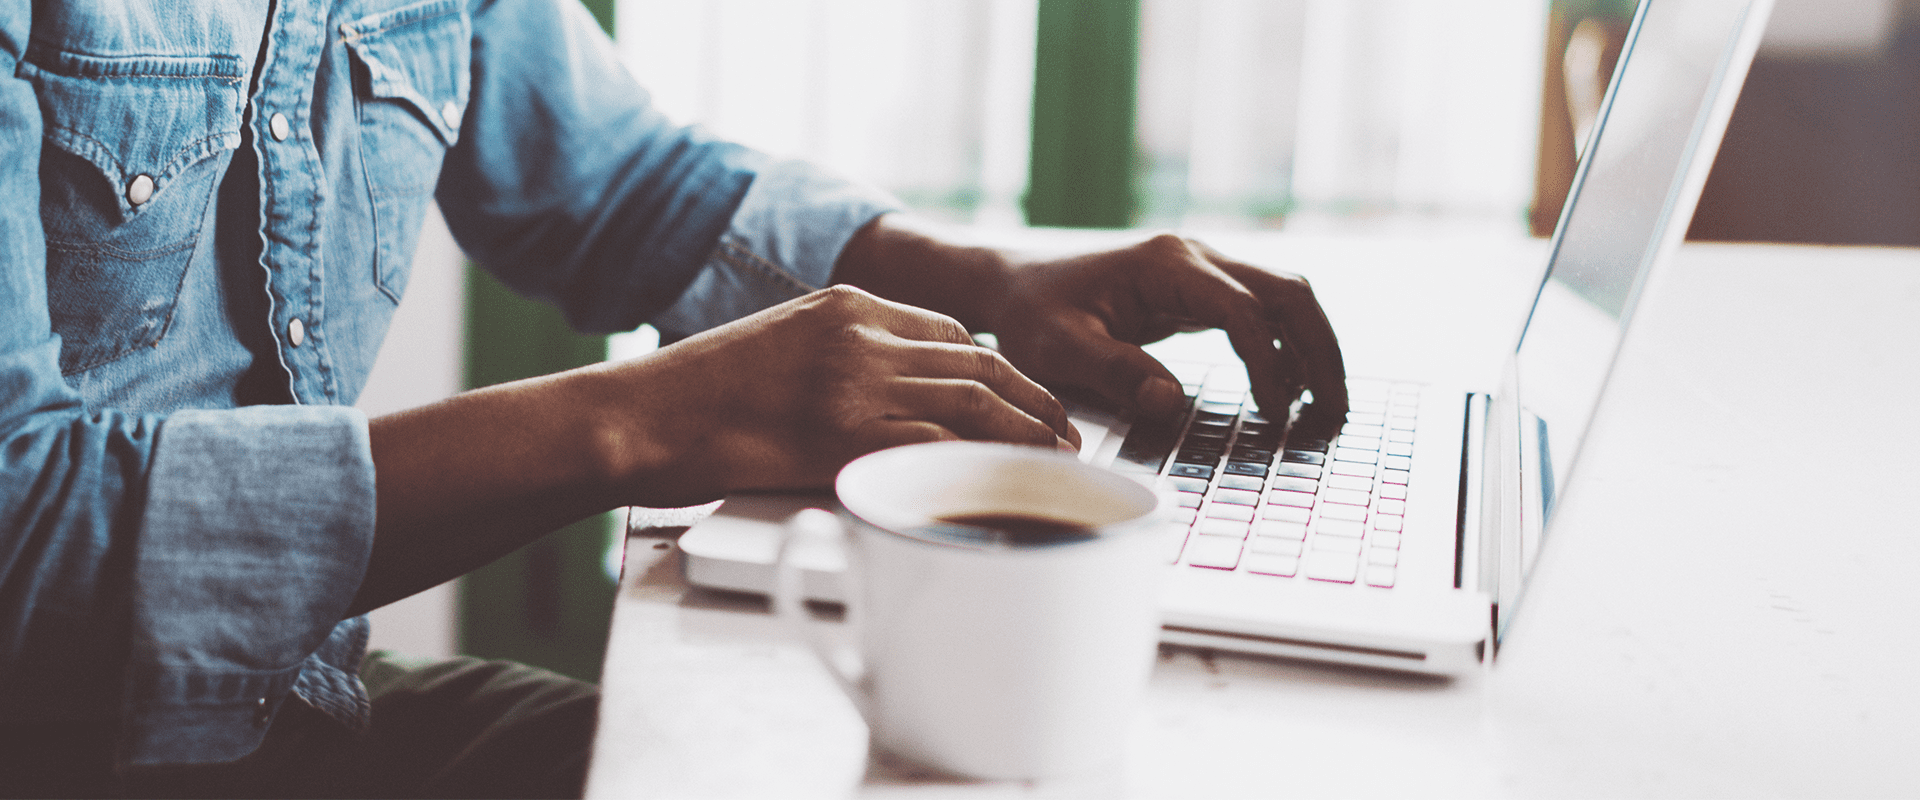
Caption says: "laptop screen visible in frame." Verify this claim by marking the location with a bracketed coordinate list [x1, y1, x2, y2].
[1512, 0, 1771, 519]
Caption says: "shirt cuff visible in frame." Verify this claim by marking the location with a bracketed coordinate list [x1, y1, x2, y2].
[650, 159, 904, 339]
[123, 405, 376, 765]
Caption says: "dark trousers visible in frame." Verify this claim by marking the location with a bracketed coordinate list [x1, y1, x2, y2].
[2, 654, 599, 799]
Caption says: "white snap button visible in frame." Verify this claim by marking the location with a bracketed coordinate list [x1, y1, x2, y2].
[126, 174, 154, 206]
[270, 112, 291, 142]
[440, 102, 460, 129]
[288, 317, 305, 347]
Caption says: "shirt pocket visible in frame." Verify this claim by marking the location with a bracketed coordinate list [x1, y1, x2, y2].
[20, 46, 247, 375]
[342, 0, 471, 302]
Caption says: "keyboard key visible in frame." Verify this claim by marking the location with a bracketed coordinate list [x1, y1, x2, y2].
[1326, 474, 1372, 492]
[1305, 551, 1360, 583]
[1274, 462, 1323, 480]
[1223, 461, 1267, 477]
[1194, 411, 1236, 426]
[1333, 448, 1378, 464]
[1269, 476, 1318, 494]
[1263, 505, 1311, 524]
[1381, 455, 1414, 471]
[1229, 446, 1275, 463]
[1249, 536, 1304, 556]
[1236, 420, 1277, 440]
[1178, 441, 1225, 460]
[1197, 518, 1250, 538]
[1173, 508, 1197, 526]
[1372, 531, 1402, 549]
[1348, 381, 1390, 401]
[1317, 504, 1367, 522]
[1375, 498, 1407, 516]
[1170, 464, 1215, 480]
[1379, 483, 1408, 500]
[1385, 442, 1414, 457]
[1288, 438, 1332, 453]
[1329, 461, 1376, 478]
[1388, 417, 1417, 431]
[1365, 565, 1396, 588]
[1315, 518, 1366, 538]
[1175, 492, 1204, 509]
[1218, 474, 1264, 492]
[1187, 428, 1231, 445]
[1164, 529, 1188, 564]
[1367, 547, 1399, 566]
[1389, 404, 1419, 418]
[1179, 446, 1226, 463]
[1380, 467, 1410, 485]
[1311, 535, 1363, 554]
[1349, 399, 1389, 414]
[1167, 476, 1209, 494]
[1200, 389, 1243, 406]
[1257, 520, 1309, 540]
[1337, 435, 1382, 451]
[1116, 423, 1177, 472]
[1281, 450, 1326, 465]
[1387, 429, 1415, 444]
[1268, 489, 1315, 508]
[1322, 488, 1371, 507]
[1345, 412, 1387, 426]
[1244, 553, 1300, 577]
[1213, 487, 1260, 507]
[1205, 503, 1255, 522]
[1184, 536, 1243, 570]
[1373, 516, 1404, 532]
[1197, 402, 1240, 417]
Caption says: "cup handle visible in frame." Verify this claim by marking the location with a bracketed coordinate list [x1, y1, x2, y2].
[775, 508, 872, 723]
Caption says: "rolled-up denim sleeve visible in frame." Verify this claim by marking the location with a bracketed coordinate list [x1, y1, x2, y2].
[0, 4, 376, 766]
[437, 0, 901, 338]
[124, 407, 375, 764]
[650, 159, 903, 339]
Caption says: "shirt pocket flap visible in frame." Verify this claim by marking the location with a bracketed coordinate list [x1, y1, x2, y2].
[19, 47, 246, 218]
[341, 0, 472, 148]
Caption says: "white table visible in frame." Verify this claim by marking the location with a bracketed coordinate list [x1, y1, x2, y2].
[585, 233, 1920, 798]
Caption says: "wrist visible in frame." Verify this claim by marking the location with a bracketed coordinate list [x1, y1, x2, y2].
[832, 213, 1015, 332]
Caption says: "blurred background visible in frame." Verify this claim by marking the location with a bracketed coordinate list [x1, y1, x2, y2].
[357, 0, 1920, 680]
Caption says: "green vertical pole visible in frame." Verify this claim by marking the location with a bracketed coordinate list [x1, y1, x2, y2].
[1025, 0, 1141, 228]
[456, 0, 619, 684]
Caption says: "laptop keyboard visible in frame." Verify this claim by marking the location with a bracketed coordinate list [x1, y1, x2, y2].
[1111, 366, 1419, 588]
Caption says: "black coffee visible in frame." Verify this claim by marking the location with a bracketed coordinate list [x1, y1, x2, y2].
[933, 512, 1096, 546]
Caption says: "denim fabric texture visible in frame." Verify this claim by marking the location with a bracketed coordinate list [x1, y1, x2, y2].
[0, 0, 898, 767]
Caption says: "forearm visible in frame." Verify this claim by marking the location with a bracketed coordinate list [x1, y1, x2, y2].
[357, 364, 689, 615]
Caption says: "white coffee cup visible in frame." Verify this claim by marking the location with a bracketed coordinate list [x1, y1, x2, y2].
[774, 441, 1167, 781]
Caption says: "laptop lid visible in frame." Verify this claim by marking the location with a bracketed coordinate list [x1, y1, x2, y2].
[1486, 0, 1775, 641]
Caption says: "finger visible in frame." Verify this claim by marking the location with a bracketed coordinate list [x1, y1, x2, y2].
[882, 378, 1075, 451]
[1205, 247, 1349, 418]
[890, 339, 1080, 448]
[1121, 237, 1306, 417]
[1025, 312, 1188, 419]
[851, 418, 962, 454]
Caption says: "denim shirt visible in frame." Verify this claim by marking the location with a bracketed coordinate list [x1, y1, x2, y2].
[0, 0, 896, 766]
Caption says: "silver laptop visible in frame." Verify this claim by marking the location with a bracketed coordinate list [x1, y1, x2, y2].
[676, 0, 1775, 674]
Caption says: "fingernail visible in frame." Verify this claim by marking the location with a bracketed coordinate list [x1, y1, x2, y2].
[1136, 377, 1182, 416]
[1056, 435, 1079, 453]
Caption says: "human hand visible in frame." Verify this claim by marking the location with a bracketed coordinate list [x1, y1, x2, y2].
[598, 285, 1079, 504]
[987, 233, 1348, 430]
